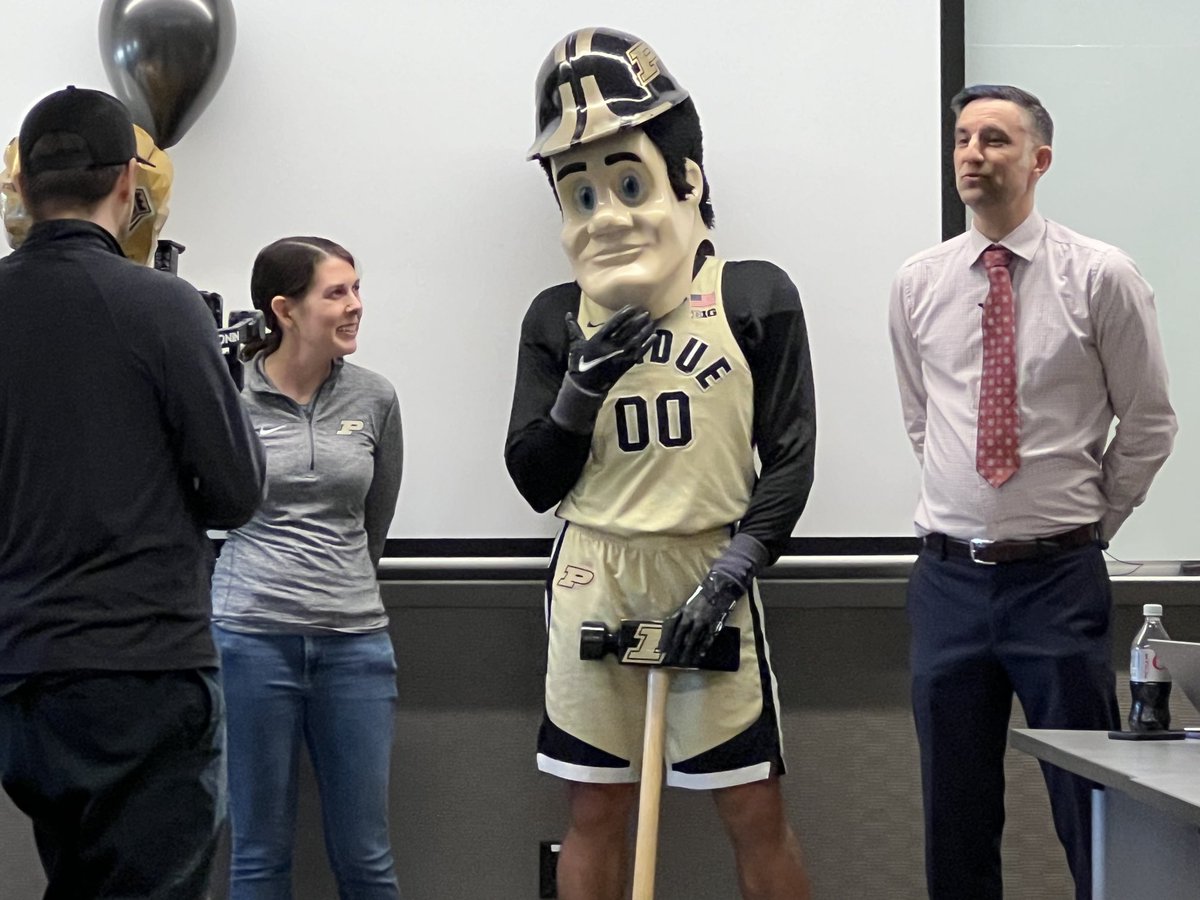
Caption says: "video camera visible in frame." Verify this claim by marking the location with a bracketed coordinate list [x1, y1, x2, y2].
[154, 239, 264, 390]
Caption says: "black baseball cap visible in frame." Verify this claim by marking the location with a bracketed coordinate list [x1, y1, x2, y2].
[18, 86, 151, 176]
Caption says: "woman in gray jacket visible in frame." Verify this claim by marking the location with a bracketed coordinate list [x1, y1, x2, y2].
[212, 236, 403, 899]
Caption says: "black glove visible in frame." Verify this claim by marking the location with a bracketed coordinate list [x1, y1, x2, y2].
[660, 569, 745, 668]
[565, 305, 656, 394]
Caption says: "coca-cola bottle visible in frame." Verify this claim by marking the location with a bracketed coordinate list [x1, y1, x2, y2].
[1128, 603, 1172, 732]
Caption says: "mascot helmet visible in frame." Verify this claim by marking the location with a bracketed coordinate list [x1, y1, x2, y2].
[528, 27, 688, 160]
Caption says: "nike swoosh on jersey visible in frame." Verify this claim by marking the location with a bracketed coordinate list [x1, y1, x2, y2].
[257, 425, 288, 436]
[576, 349, 624, 373]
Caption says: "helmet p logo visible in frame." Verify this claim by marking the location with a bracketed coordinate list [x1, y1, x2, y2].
[626, 41, 660, 85]
[557, 565, 595, 588]
[336, 419, 364, 435]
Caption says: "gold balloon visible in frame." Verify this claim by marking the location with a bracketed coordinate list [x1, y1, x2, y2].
[0, 125, 172, 265]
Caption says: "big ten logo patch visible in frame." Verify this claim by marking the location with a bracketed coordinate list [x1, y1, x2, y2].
[626, 41, 660, 85]
[336, 419, 364, 435]
[557, 565, 595, 588]
[689, 291, 717, 320]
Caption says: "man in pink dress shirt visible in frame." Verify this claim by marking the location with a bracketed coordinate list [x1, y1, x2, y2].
[889, 84, 1176, 900]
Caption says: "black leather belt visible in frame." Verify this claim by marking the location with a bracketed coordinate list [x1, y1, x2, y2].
[922, 523, 1099, 565]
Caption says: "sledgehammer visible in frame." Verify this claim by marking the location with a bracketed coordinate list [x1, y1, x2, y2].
[579, 620, 740, 900]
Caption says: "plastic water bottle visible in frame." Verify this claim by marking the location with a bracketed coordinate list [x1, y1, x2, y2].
[1128, 603, 1172, 732]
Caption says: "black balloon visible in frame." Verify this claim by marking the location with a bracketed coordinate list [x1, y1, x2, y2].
[99, 0, 236, 149]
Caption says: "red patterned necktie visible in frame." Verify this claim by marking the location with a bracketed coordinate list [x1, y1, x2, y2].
[976, 244, 1019, 487]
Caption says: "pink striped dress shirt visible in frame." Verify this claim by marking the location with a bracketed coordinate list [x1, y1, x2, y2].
[889, 211, 1177, 541]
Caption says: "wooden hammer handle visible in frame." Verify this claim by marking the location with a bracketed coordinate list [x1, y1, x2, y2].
[632, 666, 670, 900]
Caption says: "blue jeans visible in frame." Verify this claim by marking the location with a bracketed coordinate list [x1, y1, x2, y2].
[214, 628, 401, 900]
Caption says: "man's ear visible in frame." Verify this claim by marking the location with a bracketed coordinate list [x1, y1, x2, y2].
[115, 158, 138, 203]
[682, 158, 703, 207]
[1033, 144, 1053, 179]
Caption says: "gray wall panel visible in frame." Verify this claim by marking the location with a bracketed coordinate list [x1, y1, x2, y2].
[3, 580, 1198, 899]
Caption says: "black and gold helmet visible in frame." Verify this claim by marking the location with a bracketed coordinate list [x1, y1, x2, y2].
[528, 27, 689, 160]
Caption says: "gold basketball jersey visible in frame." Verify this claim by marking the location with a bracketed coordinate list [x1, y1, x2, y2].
[557, 257, 755, 536]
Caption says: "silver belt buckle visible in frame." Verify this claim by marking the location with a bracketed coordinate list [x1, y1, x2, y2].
[969, 539, 998, 565]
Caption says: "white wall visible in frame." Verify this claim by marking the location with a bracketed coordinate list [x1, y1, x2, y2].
[2, 1, 941, 541]
[966, 1, 1200, 560]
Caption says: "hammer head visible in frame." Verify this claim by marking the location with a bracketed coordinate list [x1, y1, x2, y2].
[578, 619, 740, 672]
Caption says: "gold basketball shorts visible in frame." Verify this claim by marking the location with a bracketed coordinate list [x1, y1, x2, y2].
[538, 523, 785, 790]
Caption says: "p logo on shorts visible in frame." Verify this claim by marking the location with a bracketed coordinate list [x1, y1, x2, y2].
[336, 419, 364, 435]
[557, 565, 594, 588]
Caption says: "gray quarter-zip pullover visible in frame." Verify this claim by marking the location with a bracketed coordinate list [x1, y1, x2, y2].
[212, 353, 402, 633]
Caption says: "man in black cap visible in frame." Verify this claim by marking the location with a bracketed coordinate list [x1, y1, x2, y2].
[0, 86, 264, 898]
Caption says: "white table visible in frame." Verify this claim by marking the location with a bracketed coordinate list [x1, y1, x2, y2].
[1011, 729, 1200, 899]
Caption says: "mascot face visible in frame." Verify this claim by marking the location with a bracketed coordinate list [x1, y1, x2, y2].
[551, 127, 704, 314]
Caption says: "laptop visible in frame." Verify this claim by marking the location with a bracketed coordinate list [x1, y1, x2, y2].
[1148, 640, 1200, 718]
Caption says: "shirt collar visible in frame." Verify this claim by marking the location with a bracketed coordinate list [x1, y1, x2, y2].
[246, 350, 344, 396]
[966, 209, 1046, 267]
[20, 219, 126, 258]
[246, 352, 272, 393]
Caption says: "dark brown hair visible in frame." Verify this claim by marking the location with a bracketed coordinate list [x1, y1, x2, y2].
[243, 236, 356, 358]
[951, 84, 1054, 146]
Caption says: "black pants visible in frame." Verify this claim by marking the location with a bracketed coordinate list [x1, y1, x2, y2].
[0, 669, 224, 900]
[908, 543, 1119, 900]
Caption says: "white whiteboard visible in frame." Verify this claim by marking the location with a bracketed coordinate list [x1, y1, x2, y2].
[966, 1, 1200, 560]
[2, 1, 942, 543]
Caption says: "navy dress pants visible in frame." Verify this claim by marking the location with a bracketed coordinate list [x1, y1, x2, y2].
[908, 542, 1120, 900]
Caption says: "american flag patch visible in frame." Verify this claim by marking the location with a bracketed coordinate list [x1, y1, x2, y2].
[690, 292, 717, 319]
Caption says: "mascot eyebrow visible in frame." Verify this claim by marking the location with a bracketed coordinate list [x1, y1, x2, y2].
[555, 162, 586, 181]
[554, 152, 646, 182]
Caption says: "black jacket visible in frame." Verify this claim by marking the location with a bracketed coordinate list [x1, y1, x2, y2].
[0, 220, 264, 674]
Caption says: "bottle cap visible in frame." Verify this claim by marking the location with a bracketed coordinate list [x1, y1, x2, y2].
[1144, 603, 1163, 617]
